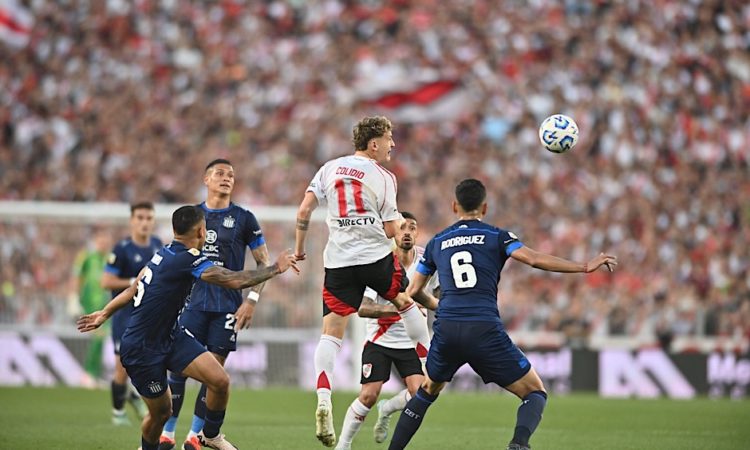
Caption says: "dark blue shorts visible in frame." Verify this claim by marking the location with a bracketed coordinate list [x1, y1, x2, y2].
[179, 309, 237, 357]
[426, 319, 531, 387]
[122, 328, 207, 398]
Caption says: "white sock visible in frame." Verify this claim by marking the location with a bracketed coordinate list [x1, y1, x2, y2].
[315, 334, 342, 404]
[161, 430, 175, 439]
[398, 303, 430, 363]
[187, 430, 198, 439]
[380, 389, 411, 417]
[338, 398, 370, 445]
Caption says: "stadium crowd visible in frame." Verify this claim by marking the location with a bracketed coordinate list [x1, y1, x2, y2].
[1, 0, 749, 348]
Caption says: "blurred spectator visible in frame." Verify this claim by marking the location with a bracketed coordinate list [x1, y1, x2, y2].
[0, 0, 748, 344]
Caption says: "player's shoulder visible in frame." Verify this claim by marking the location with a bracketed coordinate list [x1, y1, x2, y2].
[228, 203, 262, 229]
[116, 237, 132, 249]
[163, 242, 202, 263]
[228, 202, 255, 217]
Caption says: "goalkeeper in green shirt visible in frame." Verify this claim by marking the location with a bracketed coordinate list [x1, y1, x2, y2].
[73, 229, 112, 382]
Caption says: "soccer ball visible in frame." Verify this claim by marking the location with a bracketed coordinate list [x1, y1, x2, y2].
[538, 114, 578, 153]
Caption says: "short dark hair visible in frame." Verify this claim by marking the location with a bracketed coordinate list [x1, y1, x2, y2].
[172, 205, 204, 235]
[400, 211, 417, 222]
[455, 179, 486, 212]
[352, 116, 392, 151]
[205, 158, 232, 171]
[130, 201, 154, 215]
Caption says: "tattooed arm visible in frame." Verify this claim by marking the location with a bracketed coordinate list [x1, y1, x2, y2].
[200, 250, 298, 290]
[294, 191, 318, 261]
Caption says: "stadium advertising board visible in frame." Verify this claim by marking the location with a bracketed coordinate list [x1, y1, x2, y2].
[0, 331, 747, 400]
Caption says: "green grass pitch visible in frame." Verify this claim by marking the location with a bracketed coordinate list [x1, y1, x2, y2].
[0, 387, 748, 449]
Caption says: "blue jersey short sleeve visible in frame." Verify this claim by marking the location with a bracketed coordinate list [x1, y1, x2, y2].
[243, 210, 265, 250]
[416, 238, 437, 276]
[191, 258, 215, 279]
[104, 242, 128, 276]
[499, 230, 523, 256]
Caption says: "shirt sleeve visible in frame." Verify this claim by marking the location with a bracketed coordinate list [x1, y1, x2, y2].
[425, 271, 440, 292]
[379, 169, 401, 222]
[307, 165, 327, 205]
[187, 252, 215, 279]
[500, 229, 523, 256]
[416, 239, 437, 276]
[244, 211, 266, 250]
[104, 243, 126, 276]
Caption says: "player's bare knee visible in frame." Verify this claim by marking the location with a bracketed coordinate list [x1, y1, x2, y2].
[149, 401, 172, 424]
[210, 371, 230, 395]
[359, 389, 380, 408]
[421, 378, 443, 396]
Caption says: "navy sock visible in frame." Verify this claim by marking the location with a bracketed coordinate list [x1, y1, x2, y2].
[190, 384, 208, 433]
[111, 381, 127, 410]
[141, 436, 158, 450]
[388, 387, 438, 450]
[164, 374, 186, 433]
[202, 408, 226, 439]
[512, 391, 547, 446]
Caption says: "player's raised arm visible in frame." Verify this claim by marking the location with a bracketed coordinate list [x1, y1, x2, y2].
[200, 249, 299, 290]
[77, 268, 144, 332]
[382, 217, 403, 239]
[100, 272, 133, 290]
[294, 191, 318, 260]
[510, 246, 617, 273]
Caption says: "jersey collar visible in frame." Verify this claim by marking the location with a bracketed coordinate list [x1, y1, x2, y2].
[199, 202, 233, 213]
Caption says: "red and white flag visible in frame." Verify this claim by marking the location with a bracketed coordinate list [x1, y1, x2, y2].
[0, 0, 33, 49]
[366, 80, 475, 123]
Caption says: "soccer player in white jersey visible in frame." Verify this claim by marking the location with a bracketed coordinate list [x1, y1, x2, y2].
[335, 212, 439, 450]
[295, 116, 432, 447]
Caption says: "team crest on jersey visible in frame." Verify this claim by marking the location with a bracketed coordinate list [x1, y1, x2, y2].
[362, 363, 373, 379]
[206, 229, 218, 244]
[188, 248, 201, 256]
[222, 216, 235, 228]
[134, 254, 142, 263]
[107, 253, 116, 264]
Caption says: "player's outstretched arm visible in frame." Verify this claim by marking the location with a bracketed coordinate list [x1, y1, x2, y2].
[101, 272, 134, 290]
[358, 296, 399, 318]
[510, 246, 617, 273]
[406, 273, 439, 310]
[201, 249, 299, 290]
[77, 268, 143, 332]
[294, 192, 318, 260]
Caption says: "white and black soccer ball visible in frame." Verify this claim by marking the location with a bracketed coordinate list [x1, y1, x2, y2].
[538, 114, 579, 153]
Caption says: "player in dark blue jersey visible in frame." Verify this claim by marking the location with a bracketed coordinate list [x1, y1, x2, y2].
[161, 159, 273, 450]
[101, 201, 162, 426]
[78, 205, 298, 450]
[388, 179, 617, 450]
